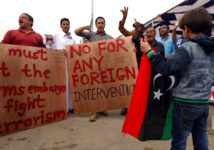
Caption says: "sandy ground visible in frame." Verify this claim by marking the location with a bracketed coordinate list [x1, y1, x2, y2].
[0, 105, 213, 150]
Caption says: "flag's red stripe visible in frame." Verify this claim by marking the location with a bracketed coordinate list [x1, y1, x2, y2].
[122, 53, 152, 138]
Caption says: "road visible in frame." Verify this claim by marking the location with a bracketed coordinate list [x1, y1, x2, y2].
[0, 105, 214, 150]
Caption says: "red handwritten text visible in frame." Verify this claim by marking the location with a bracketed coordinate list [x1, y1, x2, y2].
[8, 48, 48, 61]
[0, 62, 10, 76]
[72, 66, 136, 87]
[22, 64, 50, 79]
[0, 109, 66, 135]
[4, 95, 45, 116]
[70, 39, 128, 58]
[73, 56, 103, 73]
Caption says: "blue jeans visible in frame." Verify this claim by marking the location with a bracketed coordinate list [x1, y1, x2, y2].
[171, 100, 209, 150]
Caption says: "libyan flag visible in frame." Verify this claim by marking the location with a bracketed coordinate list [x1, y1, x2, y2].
[122, 46, 175, 141]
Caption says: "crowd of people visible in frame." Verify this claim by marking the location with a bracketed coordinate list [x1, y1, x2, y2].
[1, 6, 214, 150]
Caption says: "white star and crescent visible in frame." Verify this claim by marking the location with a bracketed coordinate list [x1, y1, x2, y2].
[153, 73, 175, 101]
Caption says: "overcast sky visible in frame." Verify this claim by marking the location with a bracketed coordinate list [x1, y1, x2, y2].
[0, 0, 184, 44]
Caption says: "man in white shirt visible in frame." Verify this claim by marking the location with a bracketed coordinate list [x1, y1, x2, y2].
[44, 18, 76, 113]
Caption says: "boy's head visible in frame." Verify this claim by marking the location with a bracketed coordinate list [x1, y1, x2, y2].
[179, 7, 212, 35]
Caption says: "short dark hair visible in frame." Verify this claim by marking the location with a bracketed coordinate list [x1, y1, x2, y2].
[83, 37, 89, 40]
[133, 23, 145, 31]
[95, 16, 105, 24]
[179, 7, 212, 34]
[161, 24, 169, 30]
[60, 18, 70, 25]
[23, 13, 33, 27]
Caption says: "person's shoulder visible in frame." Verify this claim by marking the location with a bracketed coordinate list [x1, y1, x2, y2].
[181, 41, 190, 46]
[156, 40, 163, 45]
[53, 32, 65, 38]
[178, 41, 192, 51]
[34, 32, 43, 36]
[69, 32, 76, 39]
[55, 32, 62, 36]
[166, 36, 174, 43]
[176, 35, 184, 40]
[33, 31, 44, 39]
[6, 29, 19, 33]
[105, 33, 114, 39]
[108, 35, 114, 39]
[156, 37, 161, 40]
[3, 29, 20, 37]
[168, 35, 173, 40]
[8, 29, 18, 31]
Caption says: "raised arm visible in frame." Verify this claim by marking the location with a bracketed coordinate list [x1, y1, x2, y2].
[172, 23, 177, 43]
[74, 26, 91, 35]
[119, 7, 128, 27]
[133, 19, 140, 39]
[118, 7, 132, 36]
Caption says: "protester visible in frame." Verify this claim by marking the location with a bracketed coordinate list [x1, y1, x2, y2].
[132, 27, 165, 57]
[167, 23, 187, 59]
[140, 7, 214, 150]
[172, 22, 187, 51]
[44, 18, 76, 49]
[1, 13, 45, 47]
[174, 35, 187, 51]
[44, 18, 76, 113]
[156, 24, 175, 59]
[75, 16, 113, 122]
[130, 26, 165, 118]
[119, 7, 145, 115]
[119, 7, 145, 69]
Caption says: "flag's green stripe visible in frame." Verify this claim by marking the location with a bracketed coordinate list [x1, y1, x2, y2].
[174, 98, 209, 103]
[161, 102, 173, 140]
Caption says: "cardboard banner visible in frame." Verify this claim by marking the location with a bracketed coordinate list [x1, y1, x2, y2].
[0, 44, 67, 136]
[66, 36, 138, 114]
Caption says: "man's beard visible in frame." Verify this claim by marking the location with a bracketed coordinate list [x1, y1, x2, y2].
[161, 31, 167, 36]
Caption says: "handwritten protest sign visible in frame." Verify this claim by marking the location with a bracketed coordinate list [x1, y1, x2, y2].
[66, 36, 138, 114]
[0, 44, 67, 136]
